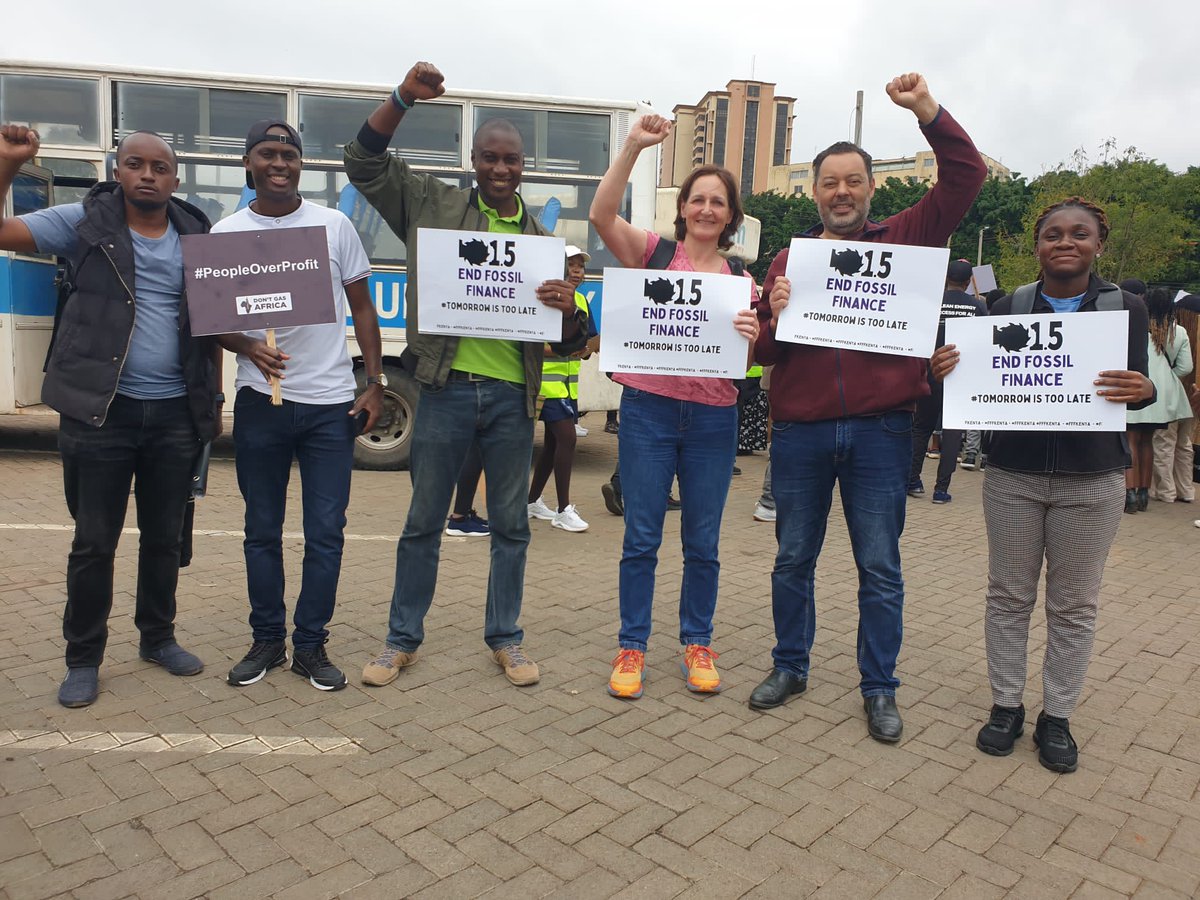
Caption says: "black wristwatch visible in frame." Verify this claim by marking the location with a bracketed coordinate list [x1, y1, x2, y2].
[366, 373, 388, 388]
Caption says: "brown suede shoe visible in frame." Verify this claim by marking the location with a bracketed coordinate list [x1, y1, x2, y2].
[493, 644, 540, 686]
[361, 646, 418, 686]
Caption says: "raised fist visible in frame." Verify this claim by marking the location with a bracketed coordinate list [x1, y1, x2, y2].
[885, 73, 939, 124]
[0, 125, 40, 165]
[626, 115, 672, 151]
[399, 62, 446, 103]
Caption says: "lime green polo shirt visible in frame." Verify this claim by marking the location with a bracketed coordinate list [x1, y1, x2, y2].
[449, 194, 527, 384]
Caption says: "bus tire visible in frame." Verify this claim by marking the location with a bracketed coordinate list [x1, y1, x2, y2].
[353, 364, 419, 470]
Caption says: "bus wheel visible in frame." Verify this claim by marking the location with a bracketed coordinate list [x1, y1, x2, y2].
[353, 365, 418, 470]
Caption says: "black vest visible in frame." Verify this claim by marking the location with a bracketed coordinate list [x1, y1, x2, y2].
[41, 183, 219, 441]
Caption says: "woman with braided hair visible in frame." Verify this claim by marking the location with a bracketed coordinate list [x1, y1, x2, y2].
[931, 196, 1154, 773]
[1128, 288, 1195, 502]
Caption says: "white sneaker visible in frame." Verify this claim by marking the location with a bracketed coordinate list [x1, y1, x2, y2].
[552, 504, 589, 532]
[528, 497, 556, 520]
[753, 502, 776, 522]
[575, 424, 588, 436]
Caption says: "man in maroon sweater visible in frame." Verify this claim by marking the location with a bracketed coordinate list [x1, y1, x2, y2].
[747, 73, 986, 743]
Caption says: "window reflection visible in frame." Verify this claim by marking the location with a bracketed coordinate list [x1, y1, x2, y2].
[0, 75, 99, 147]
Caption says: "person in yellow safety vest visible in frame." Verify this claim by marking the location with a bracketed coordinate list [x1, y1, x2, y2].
[528, 245, 593, 532]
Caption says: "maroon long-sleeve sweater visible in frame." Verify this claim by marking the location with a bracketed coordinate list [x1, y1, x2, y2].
[755, 107, 986, 422]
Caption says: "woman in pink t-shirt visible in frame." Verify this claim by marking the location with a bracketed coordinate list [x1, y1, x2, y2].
[590, 114, 759, 701]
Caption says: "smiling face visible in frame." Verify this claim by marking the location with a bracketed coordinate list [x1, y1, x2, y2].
[1036, 207, 1104, 280]
[679, 174, 734, 246]
[472, 121, 524, 215]
[245, 126, 302, 203]
[115, 132, 178, 212]
[814, 152, 875, 237]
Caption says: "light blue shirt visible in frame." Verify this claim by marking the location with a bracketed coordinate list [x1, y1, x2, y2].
[1040, 290, 1086, 314]
[23, 203, 187, 399]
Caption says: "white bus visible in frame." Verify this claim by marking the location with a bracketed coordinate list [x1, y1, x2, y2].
[0, 61, 658, 468]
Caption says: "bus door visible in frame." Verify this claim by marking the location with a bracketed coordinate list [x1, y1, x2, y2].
[1, 163, 56, 412]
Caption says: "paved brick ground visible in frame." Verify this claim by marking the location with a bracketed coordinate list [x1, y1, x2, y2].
[1, 414, 1197, 899]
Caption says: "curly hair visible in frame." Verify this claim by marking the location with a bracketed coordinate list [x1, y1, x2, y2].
[1145, 287, 1177, 357]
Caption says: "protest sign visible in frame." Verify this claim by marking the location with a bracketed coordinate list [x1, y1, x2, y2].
[598, 268, 749, 379]
[972, 264, 997, 294]
[416, 228, 565, 341]
[775, 238, 949, 357]
[943, 310, 1129, 431]
[181, 226, 335, 335]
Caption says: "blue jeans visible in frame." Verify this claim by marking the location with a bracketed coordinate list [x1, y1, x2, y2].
[233, 387, 356, 650]
[770, 413, 912, 697]
[387, 378, 533, 652]
[617, 388, 737, 651]
[58, 394, 201, 667]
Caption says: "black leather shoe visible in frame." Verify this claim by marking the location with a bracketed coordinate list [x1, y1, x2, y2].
[748, 669, 807, 710]
[864, 695, 903, 743]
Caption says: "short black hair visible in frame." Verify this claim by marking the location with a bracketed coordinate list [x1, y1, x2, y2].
[472, 117, 524, 153]
[813, 141, 872, 180]
[116, 130, 178, 171]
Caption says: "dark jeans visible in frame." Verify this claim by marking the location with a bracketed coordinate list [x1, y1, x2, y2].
[770, 413, 911, 696]
[910, 382, 962, 492]
[58, 394, 201, 667]
[233, 387, 356, 650]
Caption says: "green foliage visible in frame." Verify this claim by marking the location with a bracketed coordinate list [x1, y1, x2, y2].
[742, 190, 819, 282]
[868, 177, 929, 220]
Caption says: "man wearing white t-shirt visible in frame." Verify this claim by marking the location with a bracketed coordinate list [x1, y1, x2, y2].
[215, 120, 383, 691]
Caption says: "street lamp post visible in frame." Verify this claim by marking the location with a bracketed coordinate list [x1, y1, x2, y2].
[977, 226, 991, 266]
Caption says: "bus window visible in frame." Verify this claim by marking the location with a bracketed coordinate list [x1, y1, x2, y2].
[113, 82, 286, 155]
[299, 94, 463, 168]
[175, 160, 250, 225]
[0, 75, 100, 147]
[474, 107, 609, 176]
[517, 178, 627, 272]
[12, 171, 51, 217]
[35, 157, 99, 207]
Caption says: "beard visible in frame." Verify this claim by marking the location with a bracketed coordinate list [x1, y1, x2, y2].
[127, 195, 169, 212]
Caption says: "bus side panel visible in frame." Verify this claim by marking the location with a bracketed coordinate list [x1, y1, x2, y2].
[2, 256, 57, 408]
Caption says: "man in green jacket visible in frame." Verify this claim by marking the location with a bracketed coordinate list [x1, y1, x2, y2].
[345, 61, 588, 689]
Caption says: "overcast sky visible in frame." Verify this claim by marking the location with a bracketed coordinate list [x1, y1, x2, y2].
[5, 0, 1198, 178]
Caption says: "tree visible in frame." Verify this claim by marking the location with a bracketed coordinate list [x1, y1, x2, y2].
[868, 177, 929, 220]
[742, 191, 819, 282]
[948, 175, 1034, 277]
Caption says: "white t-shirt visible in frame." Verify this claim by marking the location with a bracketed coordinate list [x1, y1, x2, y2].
[212, 200, 371, 404]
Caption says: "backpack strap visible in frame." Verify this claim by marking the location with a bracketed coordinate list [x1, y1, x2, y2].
[1094, 281, 1123, 312]
[43, 253, 80, 372]
[645, 237, 677, 270]
[1010, 282, 1038, 315]
[727, 256, 745, 276]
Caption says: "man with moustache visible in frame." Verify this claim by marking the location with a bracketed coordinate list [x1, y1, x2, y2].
[217, 121, 383, 692]
[748, 74, 986, 743]
[0, 125, 220, 707]
[344, 62, 588, 689]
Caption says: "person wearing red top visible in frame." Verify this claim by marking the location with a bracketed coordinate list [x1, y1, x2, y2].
[747, 74, 986, 744]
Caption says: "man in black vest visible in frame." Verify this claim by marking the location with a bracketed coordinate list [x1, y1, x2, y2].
[0, 124, 220, 708]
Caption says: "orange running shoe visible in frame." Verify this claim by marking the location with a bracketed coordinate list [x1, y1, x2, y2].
[608, 648, 645, 699]
[682, 644, 722, 693]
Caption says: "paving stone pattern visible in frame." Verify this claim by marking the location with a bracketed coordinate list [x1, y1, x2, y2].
[0, 418, 1197, 899]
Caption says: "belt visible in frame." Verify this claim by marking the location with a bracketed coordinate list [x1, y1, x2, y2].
[446, 369, 501, 383]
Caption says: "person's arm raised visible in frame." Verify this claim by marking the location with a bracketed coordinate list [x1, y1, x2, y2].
[0, 125, 41, 253]
[588, 115, 671, 268]
[365, 62, 446, 142]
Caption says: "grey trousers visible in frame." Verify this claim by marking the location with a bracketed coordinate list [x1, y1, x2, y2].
[963, 430, 982, 455]
[982, 467, 1124, 719]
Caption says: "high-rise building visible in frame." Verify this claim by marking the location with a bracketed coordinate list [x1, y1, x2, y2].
[661, 80, 795, 196]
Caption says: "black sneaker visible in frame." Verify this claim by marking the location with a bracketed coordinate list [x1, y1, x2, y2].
[228, 641, 287, 686]
[291, 645, 348, 691]
[1033, 712, 1078, 773]
[976, 704, 1024, 756]
[601, 481, 624, 517]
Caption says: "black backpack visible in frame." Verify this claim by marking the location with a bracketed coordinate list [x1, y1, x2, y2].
[1009, 280, 1124, 314]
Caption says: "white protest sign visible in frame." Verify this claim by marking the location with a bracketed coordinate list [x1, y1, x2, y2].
[776, 238, 949, 357]
[598, 268, 749, 379]
[943, 310, 1129, 431]
[972, 264, 997, 294]
[416, 228, 565, 340]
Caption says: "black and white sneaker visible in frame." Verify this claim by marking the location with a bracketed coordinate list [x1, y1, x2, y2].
[291, 645, 348, 691]
[228, 641, 287, 686]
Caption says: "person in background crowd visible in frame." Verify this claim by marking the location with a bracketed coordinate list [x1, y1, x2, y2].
[933, 197, 1154, 773]
[1128, 288, 1194, 503]
[1119, 279, 1153, 512]
[0, 124, 220, 708]
[907, 259, 987, 504]
[590, 113, 759, 700]
[527, 245, 592, 532]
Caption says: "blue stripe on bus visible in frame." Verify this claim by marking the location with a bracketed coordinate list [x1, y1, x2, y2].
[0, 256, 58, 317]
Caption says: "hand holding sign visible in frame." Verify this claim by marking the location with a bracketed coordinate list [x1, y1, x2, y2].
[534, 279, 579, 316]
